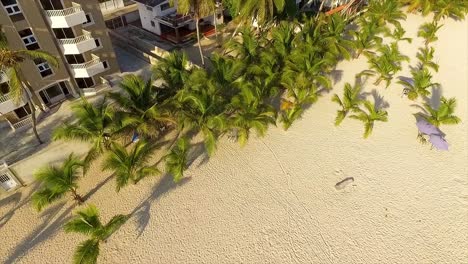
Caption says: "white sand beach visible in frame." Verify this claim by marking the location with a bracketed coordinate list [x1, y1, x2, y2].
[0, 14, 467, 263]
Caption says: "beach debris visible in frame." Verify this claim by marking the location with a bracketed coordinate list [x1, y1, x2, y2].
[335, 177, 354, 190]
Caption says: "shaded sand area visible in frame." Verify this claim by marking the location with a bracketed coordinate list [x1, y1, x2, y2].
[1, 14, 467, 263]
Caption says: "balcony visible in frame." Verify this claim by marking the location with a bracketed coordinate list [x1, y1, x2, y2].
[58, 32, 97, 55]
[44, 4, 87, 28]
[70, 56, 106, 78]
[0, 93, 27, 114]
[155, 12, 192, 28]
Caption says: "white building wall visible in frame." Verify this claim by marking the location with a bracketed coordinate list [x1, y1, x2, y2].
[100, 0, 125, 14]
[136, 3, 161, 34]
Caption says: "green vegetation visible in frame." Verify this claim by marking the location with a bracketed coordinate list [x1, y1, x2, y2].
[349, 101, 389, 138]
[417, 97, 461, 127]
[31, 154, 85, 211]
[64, 204, 128, 264]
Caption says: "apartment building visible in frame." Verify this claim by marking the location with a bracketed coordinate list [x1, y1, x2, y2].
[133, 0, 222, 43]
[0, 0, 120, 131]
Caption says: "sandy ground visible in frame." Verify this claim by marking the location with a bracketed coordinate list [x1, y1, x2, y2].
[0, 14, 467, 264]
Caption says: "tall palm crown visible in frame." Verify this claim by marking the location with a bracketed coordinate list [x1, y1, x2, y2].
[31, 154, 85, 211]
[53, 97, 123, 165]
[109, 74, 173, 138]
[165, 137, 190, 183]
[152, 51, 191, 92]
[366, 0, 406, 28]
[0, 26, 59, 144]
[102, 141, 160, 192]
[332, 81, 364, 126]
[398, 68, 440, 100]
[419, 97, 461, 127]
[231, 0, 286, 24]
[350, 101, 388, 138]
[64, 204, 128, 264]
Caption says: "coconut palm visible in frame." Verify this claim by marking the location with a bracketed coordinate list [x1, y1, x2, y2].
[109, 74, 174, 139]
[228, 80, 276, 146]
[246, 51, 282, 98]
[320, 13, 356, 61]
[417, 20, 442, 46]
[171, 0, 215, 67]
[209, 53, 245, 95]
[359, 42, 409, 87]
[418, 97, 461, 127]
[432, 0, 467, 21]
[416, 46, 439, 72]
[64, 204, 128, 264]
[386, 26, 412, 43]
[175, 69, 228, 155]
[332, 81, 364, 126]
[349, 100, 388, 138]
[398, 68, 440, 100]
[349, 17, 386, 58]
[399, 0, 434, 15]
[31, 154, 85, 211]
[269, 20, 297, 65]
[231, 0, 286, 25]
[225, 27, 263, 65]
[53, 97, 124, 166]
[102, 141, 160, 192]
[152, 51, 191, 93]
[366, 0, 407, 28]
[0, 27, 59, 144]
[165, 137, 190, 183]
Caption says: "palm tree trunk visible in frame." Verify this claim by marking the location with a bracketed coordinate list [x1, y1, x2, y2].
[71, 188, 85, 204]
[195, 18, 205, 67]
[213, 12, 220, 47]
[23, 87, 43, 144]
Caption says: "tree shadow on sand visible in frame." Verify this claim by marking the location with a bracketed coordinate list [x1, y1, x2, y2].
[0, 182, 40, 229]
[4, 201, 76, 264]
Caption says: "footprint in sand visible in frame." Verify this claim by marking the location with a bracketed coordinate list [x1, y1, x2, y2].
[335, 177, 354, 190]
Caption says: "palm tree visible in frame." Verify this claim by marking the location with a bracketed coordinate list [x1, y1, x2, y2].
[210, 53, 245, 95]
[225, 27, 263, 65]
[102, 141, 160, 192]
[386, 26, 412, 43]
[359, 42, 409, 87]
[109, 74, 174, 139]
[230, 0, 286, 25]
[432, 0, 468, 21]
[320, 13, 356, 61]
[270, 21, 297, 65]
[398, 68, 440, 100]
[31, 154, 85, 211]
[53, 97, 124, 166]
[416, 46, 439, 72]
[175, 69, 227, 155]
[417, 20, 442, 46]
[0, 27, 58, 144]
[171, 0, 215, 67]
[152, 51, 191, 93]
[165, 137, 190, 183]
[366, 0, 407, 28]
[399, 0, 434, 15]
[228, 80, 276, 146]
[332, 81, 364, 126]
[64, 204, 128, 264]
[349, 100, 388, 138]
[418, 97, 461, 127]
[349, 17, 386, 58]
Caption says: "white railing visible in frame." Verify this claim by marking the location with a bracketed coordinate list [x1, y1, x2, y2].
[59, 32, 93, 45]
[70, 57, 101, 69]
[0, 93, 12, 103]
[45, 6, 82, 17]
[12, 116, 32, 130]
[0, 72, 8, 83]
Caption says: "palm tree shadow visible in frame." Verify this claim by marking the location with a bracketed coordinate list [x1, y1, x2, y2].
[130, 173, 191, 238]
[0, 182, 40, 229]
[362, 89, 390, 110]
[83, 174, 114, 201]
[424, 86, 443, 108]
[4, 202, 75, 264]
[330, 69, 343, 84]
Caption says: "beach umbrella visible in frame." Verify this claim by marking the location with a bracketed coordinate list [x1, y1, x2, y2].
[429, 134, 449, 151]
[416, 119, 440, 135]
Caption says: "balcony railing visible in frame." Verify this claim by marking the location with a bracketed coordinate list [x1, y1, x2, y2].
[45, 6, 83, 17]
[58, 32, 93, 45]
[70, 57, 101, 69]
[155, 13, 192, 27]
[0, 93, 12, 103]
[12, 116, 32, 130]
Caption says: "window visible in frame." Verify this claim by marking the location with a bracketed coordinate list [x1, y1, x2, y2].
[18, 28, 40, 50]
[34, 58, 53, 78]
[160, 2, 170, 11]
[75, 77, 94, 88]
[150, 20, 155, 27]
[83, 13, 94, 27]
[0, 82, 9, 95]
[2, 0, 21, 15]
[102, 61, 109, 69]
[94, 38, 101, 47]
[146, 5, 152, 11]
[14, 105, 31, 119]
[60, 81, 70, 95]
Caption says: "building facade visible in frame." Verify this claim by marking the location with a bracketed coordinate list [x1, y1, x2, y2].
[0, 0, 120, 131]
[133, 0, 222, 43]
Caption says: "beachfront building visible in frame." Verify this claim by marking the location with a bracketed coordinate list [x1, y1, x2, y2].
[100, 0, 140, 29]
[132, 0, 223, 43]
[0, 0, 120, 131]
